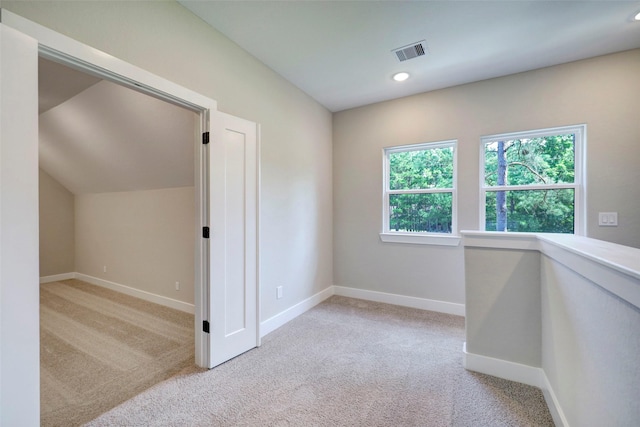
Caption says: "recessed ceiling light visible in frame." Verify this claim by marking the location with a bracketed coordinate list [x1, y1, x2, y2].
[635, 11, 640, 21]
[393, 72, 410, 82]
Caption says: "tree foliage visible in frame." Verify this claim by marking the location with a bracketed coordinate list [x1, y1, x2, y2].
[388, 147, 453, 233]
[484, 134, 575, 233]
[386, 134, 576, 235]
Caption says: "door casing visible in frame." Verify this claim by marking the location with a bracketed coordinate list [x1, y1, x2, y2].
[0, 8, 260, 410]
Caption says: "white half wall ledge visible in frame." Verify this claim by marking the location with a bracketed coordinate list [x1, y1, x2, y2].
[462, 343, 569, 427]
[333, 286, 465, 317]
[379, 232, 461, 246]
[461, 231, 640, 310]
[460, 230, 540, 251]
[462, 231, 640, 427]
[39, 272, 195, 314]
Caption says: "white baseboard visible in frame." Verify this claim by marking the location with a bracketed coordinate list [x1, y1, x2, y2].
[40, 272, 76, 283]
[462, 342, 542, 387]
[463, 343, 568, 427]
[260, 286, 334, 337]
[333, 286, 465, 316]
[71, 273, 195, 314]
[540, 370, 570, 427]
[260, 286, 464, 338]
[260, 285, 464, 337]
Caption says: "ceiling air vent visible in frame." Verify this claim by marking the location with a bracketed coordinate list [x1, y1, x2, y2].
[392, 41, 427, 62]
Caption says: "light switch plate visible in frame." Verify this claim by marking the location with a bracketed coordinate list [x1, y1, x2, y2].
[598, 212, 618, 226]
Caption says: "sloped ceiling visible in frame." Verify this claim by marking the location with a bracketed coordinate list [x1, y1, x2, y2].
[39, 60, 197, 195]
[38, 2, 640, 194]
[39, 58, 101, 114]
[180, 1, 640, 112]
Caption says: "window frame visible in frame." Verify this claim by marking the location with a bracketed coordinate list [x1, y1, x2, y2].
[381, 140, 460, 246]
[479, 124, 586, 235]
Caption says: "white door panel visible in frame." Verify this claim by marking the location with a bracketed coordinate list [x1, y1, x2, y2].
[208, 112, 258, 368]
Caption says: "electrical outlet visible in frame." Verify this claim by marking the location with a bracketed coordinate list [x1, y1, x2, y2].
[175, 281, 180, 291]
[103, 265, 107, 273]
[276, 286, 283, 299]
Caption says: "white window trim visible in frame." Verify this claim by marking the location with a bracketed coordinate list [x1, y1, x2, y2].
[479, 124, 586, 235]
[381, 140, 460, 247]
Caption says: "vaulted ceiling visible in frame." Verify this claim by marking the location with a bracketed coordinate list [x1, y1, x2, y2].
[38, 2, 640, 195]
[39, 59, 197, 195]
[180, 1, 640, 112]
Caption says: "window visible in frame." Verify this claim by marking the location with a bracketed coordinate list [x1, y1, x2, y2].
[481, 125, 585, 234]
[381, 140, 459, 246]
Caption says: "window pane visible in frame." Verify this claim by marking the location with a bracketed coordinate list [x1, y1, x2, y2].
[484, 189, 574, 233]
[389, 193, 452, 233]
[484, 134, 575, 187]
[389, 147, 453, 190]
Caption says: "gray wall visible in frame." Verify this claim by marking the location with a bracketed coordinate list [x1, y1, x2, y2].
[75, 187, 196, 305]
[5, 0, 334, 321]
[464, 236, 640, 426]
[39, 169, 75, 277]
[541, 255, 640, 426]
[39, 177, 200, 306]
[333, 49, 640, 304]
[465, 248, 541, 366]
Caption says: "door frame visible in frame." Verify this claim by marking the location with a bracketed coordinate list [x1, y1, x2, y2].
[1, 9, 223, 368]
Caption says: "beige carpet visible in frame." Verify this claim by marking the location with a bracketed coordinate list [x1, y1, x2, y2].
[40, 279, 195, 427]
[87, 296, 554, 426]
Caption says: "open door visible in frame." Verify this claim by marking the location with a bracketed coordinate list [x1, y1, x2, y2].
[207, 111, 259, 368]
[3, 10, 261, 410]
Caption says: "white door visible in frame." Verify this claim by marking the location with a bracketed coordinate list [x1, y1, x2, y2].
[208, 111, 259, 368]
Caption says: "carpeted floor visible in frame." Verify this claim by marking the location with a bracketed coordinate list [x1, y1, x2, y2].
[40, 279, 194, 427]
[86, 295, 555, 426]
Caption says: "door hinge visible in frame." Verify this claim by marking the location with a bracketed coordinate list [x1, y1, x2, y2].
[203, 320, 210, 333]
[202, 132, 210, 145]
[202, 226, 210, 239]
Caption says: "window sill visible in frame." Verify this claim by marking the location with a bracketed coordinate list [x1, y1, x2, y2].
[379, 232, 461, 247]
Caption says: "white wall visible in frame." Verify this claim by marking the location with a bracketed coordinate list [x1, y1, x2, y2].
[0, 24, 40, 426]
[39, 169, 75, 277]
[4, 0, 334, 321]
[75, 187, 196, 305]
[333, 49, 640, 304]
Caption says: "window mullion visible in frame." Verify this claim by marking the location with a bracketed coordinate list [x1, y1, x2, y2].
[483, 183, 577, 192]
[388, 188, 454, 195]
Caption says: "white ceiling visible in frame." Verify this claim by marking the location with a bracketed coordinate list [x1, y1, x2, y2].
[37, 2, 640, 195]
[39, 61, 196, 195]
[180, 0, 640, 112]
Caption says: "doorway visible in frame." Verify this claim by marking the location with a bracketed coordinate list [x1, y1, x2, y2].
[1, 9, 260, 424]
[38, 57, 199, 310]
[38, 57, 199, 425]
[34, 50, 211, 366]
